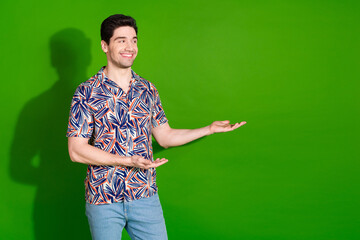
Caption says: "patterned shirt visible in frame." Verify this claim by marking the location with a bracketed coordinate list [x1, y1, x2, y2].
[66, 67, 168, 204]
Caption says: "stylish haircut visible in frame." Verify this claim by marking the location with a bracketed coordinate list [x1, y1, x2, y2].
[101, 14, 138, 44]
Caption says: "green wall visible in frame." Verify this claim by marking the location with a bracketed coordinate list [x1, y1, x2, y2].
[1, 0, 359, 239]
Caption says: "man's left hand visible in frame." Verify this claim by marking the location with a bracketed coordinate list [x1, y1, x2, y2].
[209, 120, 247, 134]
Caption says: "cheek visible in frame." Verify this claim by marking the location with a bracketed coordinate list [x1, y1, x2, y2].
[112, 47, 122, 55]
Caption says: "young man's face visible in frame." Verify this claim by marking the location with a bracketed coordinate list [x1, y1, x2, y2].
[101, 26, 138, 69]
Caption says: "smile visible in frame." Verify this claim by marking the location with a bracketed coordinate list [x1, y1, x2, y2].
[120, 53, 134, 58]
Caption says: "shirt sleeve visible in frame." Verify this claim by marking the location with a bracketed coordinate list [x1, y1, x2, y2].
[151, 85, 168, 128]
[66, 84, 94, 138]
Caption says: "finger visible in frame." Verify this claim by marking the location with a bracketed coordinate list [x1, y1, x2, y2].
[151, 158, 168, 166]
[240, 121, 247, 125]
[152, 159, 168, 168]
[153, 157, 167, 162]
[236, 121, 247, 128]
[231, 121, 247, 130]
[220, 123, 240, 132]
[232, 124, 242, 130]
[139, 158, 153, 166]
[153, 158, 168, 165]
[159, 158, 168, 162]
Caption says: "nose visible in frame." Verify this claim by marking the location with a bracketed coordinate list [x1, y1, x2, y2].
[125, 41, 135, 51]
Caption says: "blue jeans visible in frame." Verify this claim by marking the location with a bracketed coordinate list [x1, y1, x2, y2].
[85, 193, 167, 240]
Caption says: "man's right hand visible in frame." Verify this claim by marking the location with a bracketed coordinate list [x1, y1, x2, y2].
[128, 155, 168, 169]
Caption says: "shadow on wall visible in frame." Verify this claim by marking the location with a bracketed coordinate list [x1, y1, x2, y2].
[10, 28, 92, 240]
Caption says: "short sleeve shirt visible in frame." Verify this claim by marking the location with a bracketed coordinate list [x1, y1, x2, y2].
[66, 67, 168, 204]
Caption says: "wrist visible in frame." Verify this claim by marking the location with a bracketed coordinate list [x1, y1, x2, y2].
[115, 155, 131, 166]
[206, 125, 213, 136]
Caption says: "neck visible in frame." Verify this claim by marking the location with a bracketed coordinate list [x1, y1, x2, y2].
[104, 64, 132, 88]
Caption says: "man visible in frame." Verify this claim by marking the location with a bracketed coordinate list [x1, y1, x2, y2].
[67, 14, 246, 240]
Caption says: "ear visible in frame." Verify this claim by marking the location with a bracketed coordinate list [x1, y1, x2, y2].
[101, 40, 108, 54]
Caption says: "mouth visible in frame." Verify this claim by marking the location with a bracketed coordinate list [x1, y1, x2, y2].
[120, 53, 134, 58]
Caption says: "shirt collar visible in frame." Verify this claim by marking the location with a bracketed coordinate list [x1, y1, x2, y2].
[98, 66, 140, 84]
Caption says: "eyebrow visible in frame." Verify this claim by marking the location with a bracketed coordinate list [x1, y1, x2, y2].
[113, 36, 138, 41]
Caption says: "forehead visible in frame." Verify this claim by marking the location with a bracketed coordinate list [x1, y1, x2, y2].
[111, 26, 137, 39]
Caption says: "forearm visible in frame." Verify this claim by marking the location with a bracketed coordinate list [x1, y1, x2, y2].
[68, 137, 168, 169]
[159, 125, 212, 148]
[68, 138, 129, 166]
[153, 120, 246, 149]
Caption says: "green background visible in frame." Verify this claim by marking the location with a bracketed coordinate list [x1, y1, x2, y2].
[1, 0, 359, 239]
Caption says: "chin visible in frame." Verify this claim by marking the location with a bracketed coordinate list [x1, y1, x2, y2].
[116, 62, 134, 69]
[121, 64, 134, 68]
